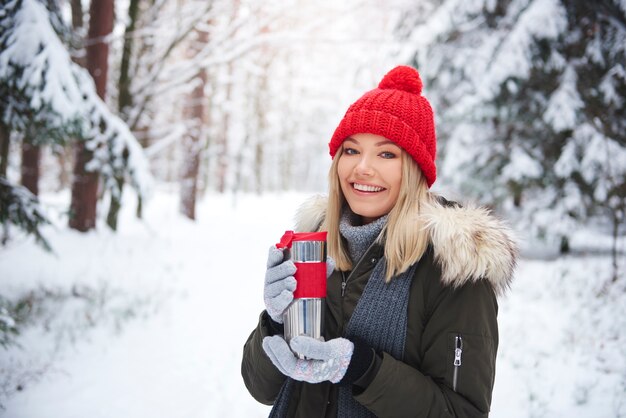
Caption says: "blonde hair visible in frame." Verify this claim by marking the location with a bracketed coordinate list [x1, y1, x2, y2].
[321, 149, 434, 281]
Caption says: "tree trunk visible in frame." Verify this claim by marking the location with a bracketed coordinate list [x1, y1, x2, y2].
[212, 2, 240, 193]
[106, 0, 140, 230]
[252, 64, 269, 194]
[180, 71, 207, 220]
[180, 136, 202, 220]
[216, 65, 232, 194]
[611, 208, 623, 284]
[85, 0, 113, 99]
[62, 0, 81, 194]
[69, 0, 114, 231]
[69, 142, 99, 231]
[56, 146, 73, 190]
[180, 29, 209, 220]
[105, 176, 124, 229]
[69, 0, 86, 67]
[0, 121, 9, 247]
[254, 140, 263, 194]
[20, 142, 40, 196]
[0, 121, 9, 178]
[70, 0, 84, 34]
[251, 23, 271, 194]
[106, 148, 129, 229]
[118, 0, 139, 119]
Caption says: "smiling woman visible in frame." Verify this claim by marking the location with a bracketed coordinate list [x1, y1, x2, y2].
[242, 66, 518, 418]
[337, 134, 403, 224]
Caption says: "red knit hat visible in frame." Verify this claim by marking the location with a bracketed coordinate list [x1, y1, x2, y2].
[329, 65, 437, 187]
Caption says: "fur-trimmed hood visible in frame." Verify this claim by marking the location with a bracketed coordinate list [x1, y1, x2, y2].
[293, 195, 518, 295]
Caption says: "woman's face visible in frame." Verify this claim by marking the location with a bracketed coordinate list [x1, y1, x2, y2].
[337, 133, 403, 224]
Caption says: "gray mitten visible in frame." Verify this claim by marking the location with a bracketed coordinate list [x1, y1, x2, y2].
[262, 335, 354, 384]
[264, 246, 297, 324]
[264, 246, 335, 324]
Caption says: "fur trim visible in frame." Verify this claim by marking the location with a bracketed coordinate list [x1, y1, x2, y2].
[421, 200, 518, 296]
[294, 194, 327, 233]
[294, 195, 518, 295]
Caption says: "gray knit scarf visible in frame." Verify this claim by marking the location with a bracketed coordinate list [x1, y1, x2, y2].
[269, 208, 415, 417]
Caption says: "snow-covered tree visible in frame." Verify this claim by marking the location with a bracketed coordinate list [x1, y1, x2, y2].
[0, 0, 152, 234]
[0, 0, 84, 143]
[397, 0, 626, 260]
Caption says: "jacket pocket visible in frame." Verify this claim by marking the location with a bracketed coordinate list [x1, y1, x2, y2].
[446, 332, 496, 406]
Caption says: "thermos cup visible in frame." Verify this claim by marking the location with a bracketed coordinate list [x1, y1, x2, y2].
[276, 230, 327, 359]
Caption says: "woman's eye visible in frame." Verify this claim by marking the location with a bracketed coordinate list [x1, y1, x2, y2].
[344, 147, 359, 155]
[380, 151, 396, 159]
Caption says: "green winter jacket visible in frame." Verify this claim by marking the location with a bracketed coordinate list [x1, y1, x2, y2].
[241, 196, 517, 417]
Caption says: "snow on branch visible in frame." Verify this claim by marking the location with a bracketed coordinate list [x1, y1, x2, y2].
[482, 0, 568, 97]
[0, 0, 86, 127]
[543, 65, 583, 132]
[0, 177, 51, 251]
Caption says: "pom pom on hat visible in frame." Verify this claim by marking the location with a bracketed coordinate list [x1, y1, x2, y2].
[328, 65, 437, 187]
[378, 65, 423, 95]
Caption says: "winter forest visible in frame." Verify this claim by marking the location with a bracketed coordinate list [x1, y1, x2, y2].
[1, 0, 625, 416]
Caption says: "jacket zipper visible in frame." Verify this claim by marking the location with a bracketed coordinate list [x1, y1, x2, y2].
[452, 334, 463, 392]
[340, 241, 380, 298]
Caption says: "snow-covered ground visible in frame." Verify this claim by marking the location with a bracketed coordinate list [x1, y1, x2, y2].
[1, 189, 624, 417]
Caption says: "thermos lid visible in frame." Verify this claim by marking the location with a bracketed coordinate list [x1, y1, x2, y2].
[276, 231, 327, 249]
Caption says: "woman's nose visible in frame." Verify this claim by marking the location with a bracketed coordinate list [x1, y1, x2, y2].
[354, 155, 374, 176]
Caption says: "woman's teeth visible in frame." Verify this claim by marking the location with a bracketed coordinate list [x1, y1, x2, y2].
[353, 183, 384, 192]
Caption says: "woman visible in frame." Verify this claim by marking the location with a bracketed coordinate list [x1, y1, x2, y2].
[241, 65, 518, 417]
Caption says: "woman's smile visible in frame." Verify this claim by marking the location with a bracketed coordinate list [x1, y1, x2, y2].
[352, 182, 386, 193]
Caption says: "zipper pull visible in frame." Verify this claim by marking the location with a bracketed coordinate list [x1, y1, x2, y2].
[452, 334, 463, 391]
[454, 335, 463, 366]
[341, 272, 347, 296]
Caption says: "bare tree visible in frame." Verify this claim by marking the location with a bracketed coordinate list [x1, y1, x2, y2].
[69, 0, 114, 231]
[180, 28, 209, 220]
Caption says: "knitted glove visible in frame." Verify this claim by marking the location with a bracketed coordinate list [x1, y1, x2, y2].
[264, 246, 336, 324]
[264, 246, 297, 324]
[262, 335, 354, 384]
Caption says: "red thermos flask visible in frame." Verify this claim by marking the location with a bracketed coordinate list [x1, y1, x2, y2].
[277, 230, 327, 359]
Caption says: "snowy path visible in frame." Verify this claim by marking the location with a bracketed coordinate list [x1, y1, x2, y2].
[1, 192, 623, 417]
[2, 192, 279, 417]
